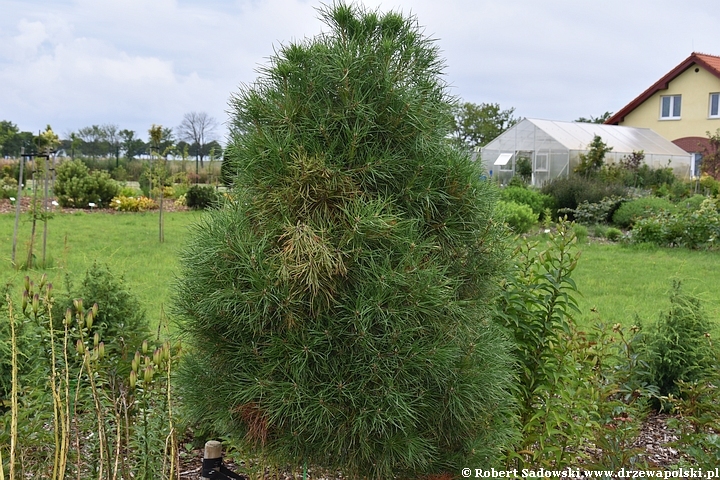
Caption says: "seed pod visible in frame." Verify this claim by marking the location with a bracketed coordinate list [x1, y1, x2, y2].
[64, 308, 73, 327]
[143, 355, 151, 367]
[94, 332, 100, 347]
[39, 273, 47, 290]
[22, 290, 29, 312]
[73, 298, 84, 314]
[142, 340, 149, 354]
[76, 339, 85, 355]
[98, 342, 105, 360]
[92, 303, 99, 317]
[129, 370, 137, 389]
[86, 311, 94, 330]
[163, 341, 171, 361]
[24, 276, 30, 292]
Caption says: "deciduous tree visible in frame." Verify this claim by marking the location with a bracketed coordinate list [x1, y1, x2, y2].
[176, 111, 218, 169]
[450, 101, 517, 149]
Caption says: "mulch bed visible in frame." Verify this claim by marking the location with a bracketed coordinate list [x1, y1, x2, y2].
[0, 196, 189, 215]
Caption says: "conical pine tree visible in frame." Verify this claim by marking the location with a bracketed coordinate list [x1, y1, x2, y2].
[174, 3, 517, 478]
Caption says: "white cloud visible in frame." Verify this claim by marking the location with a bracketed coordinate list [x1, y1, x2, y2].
[2, 0, 720, 136]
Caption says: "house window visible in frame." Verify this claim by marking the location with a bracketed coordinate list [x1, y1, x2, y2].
[534, 154, 548, 171]
[710, 93, 720, 118]
[660, 95, 681, 119]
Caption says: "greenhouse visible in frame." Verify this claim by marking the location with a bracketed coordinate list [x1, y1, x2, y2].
[479, 118, 693, 186]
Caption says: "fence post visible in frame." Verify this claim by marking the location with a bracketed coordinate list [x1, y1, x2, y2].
[201, 440, 223, 480]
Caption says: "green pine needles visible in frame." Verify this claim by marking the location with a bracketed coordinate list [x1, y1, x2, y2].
[173, 3, 516, 478]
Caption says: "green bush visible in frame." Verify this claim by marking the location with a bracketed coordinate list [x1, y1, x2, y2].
[644, 282, 716, 400]
[53, 263, 150, 370]
[495, 200, 538, 234]
[1, 175, 18, 199]
[630, 198, 720, 248]
[569, 195, 627, 225]
[500, 186, 554, 218]
[174, 4, 517, 476]
[605, 227, 622, 242]
[573, 223, 588, 242]
[542, 176, 628, 218]
[679, 194, 711, 212]
[185, 185, 220, 210]
[54, 159, 119, 208]
[612, 196, 676, 228]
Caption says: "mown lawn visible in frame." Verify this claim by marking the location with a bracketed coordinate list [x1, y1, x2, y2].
[573, 240, 720, 332]
[3, 210, 719, 334]
[1, 210, 202, 330]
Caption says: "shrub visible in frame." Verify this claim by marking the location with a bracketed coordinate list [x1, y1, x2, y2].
[573, 223, 588, 242]
[500, 186, 554, 218]
[53, 263, 150, 369]
[568, 195, 626, 225]
[174, 4, 517, 477]
[1, 175, 18, 199]
[111, 195, 158, 212]
[605, 227, 622, 241]
[679, 194, 711, 212]
[644, 281, 716, 400]
[699, 174, 720, 196]
[612, 196, 676, 228]
[630, 198, 720, 248]
[495, 200, 538, 234]
[54, 159, 119, 208]
[185, 185, 220, 210]
[542, 176, 628, 218]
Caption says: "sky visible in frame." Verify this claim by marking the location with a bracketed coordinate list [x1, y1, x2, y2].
[2, 0, 720, 143]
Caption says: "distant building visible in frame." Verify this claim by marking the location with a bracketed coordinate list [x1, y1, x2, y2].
[605, 52, 720, 175]
[480, 118, 691, 186]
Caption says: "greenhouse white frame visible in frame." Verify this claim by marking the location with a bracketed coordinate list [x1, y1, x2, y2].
[479, 118, 693, 187]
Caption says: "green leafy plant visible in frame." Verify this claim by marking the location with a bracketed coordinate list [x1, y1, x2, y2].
[605, 227, 622, 241]
[542, 176, 628, 218]
[54, 159, 119, 208]
[495, 200, 538, 234]
[564, 195, 627, 225]
[174, 3, 517, 477]
[630, 198, 720, 248]
[644, 281, 716, 402]
[185, 185, 219, 210]
[500, 186, 554, 218]
[111, 195, 158, 212]
[612, 196, 676, 228]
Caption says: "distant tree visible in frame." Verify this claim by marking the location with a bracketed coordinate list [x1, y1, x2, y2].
[119, 129, 146, 159]
[701, 129, 720, 181]
[176, 112, 218, 169]
[0, 120, 19, 157]
[451, 102, 517, 149]
[0, 120, 33, 157]
[575, 111, 613, 124]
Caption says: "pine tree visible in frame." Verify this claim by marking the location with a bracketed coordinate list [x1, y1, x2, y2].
[174, 3, 517, 477]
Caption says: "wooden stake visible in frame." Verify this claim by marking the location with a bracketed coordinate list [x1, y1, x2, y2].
[201, 441, 223, 480]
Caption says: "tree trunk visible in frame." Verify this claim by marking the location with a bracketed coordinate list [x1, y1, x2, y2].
[11, 155, 25, 267]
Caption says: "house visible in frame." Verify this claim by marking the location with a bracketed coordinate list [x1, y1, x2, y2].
[479, 118, 691, 187]
[605, 52, 720, 176]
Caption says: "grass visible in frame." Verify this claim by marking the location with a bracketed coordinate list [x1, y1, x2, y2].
[1, 210, 202, 330]
[573, 240, 720, 332]
[3, 210, 719, 336]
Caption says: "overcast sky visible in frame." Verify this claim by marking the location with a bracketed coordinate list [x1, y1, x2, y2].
[2, 0, 719, 142]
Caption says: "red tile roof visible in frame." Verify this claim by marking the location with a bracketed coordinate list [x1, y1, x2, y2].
[605, 52, 720, 125]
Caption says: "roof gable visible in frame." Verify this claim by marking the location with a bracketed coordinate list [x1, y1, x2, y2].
[605, 52, 720, 125]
